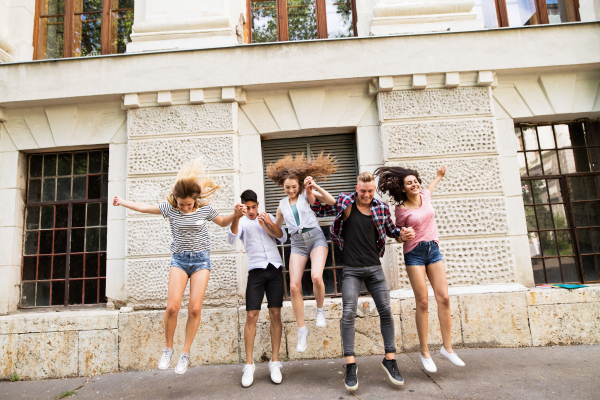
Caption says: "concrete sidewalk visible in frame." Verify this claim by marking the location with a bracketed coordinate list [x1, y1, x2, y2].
[2, 345, 599, 400]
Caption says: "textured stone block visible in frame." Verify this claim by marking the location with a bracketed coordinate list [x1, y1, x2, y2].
[385, 119, 496, 159]
[393, 157, 502, 195]
[78, 329, 118, 376]
[400, 297, 462, 352]
[0, 334, 17, 379]
[125, 255, 239, 309]
[395, 239, 516, 289]
[0, 310, 118, 334]
[460, 292, 532, 347]
[126, 174, 236, 213]
[127, 135, 235, 175]
[285, 320, 342, 360]
[126, 217, 233, 257]
[129, 103, 234, 136]
[353, 315, 402, 356]
[529, 303, 600, 346]
[380, 87, 491, 120]
[527, 287, 600, 305]
[16, 331, 78, 379]
[433, 198, 508, 238]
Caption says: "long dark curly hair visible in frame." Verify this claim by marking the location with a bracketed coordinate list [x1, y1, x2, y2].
[374, 166, 421, 203]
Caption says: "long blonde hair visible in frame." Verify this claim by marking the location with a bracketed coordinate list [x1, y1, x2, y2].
[166, 158, 221, 209]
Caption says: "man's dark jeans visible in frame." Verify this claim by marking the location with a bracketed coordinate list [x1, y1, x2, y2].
[341, 265, 396, 357]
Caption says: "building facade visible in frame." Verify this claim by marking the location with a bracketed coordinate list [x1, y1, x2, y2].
[1, 0, 600, 380]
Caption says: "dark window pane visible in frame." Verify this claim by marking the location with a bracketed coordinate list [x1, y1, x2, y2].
[518, 153, 527, 176]
[53, 255, 66, 279]
[54, 230, 68, 254]
[39, 231, 54, 254]
[568, 177, 585, 201]
[84, 279, 98, 304]
[72, 204, 86, 227]
[72, 176, 86, 199]
[36, 281, 50, 307]
[534, 259, 546, 284]
[541, 150, 559, 175]
[526, 152, 542, 176]
[544, 258, 562, 284]
[40, 205, 54, 229]
[56, 177, 71, 200]
[251, 1, 277, 43]
[42, 178, 56, 201]
[57, 153, 72, 176]
[73, 152, 88, 174]
[561, 257, 579, 283]
[101, 203, 107, 226]
[24, 231, 39, 255]
[22, 257, 37, 281]
[99, 278, 106, 303]
[583, 176, 599, 199]
[38, 256, 52, 280]
[525, 206, 537, 231]
[591, 228, 600, 253]
[100, 227, 107, 251]
[70, 254, 84, 278]
[26, 206, 40, 230]
[89, 151, 102, 173]
[323, 268, 335, 294]
[85, 253, 99, 277]
[56, 205, 68, 228]
[30, 155, 43, 178]
[547, 179, 563, 203]
[28, 179, 41, 202]
[537, 126, 555, 149]
[301, 270, 313, 296]
[589, 201, 600, 226]
[577, 228, 593, 254]
[100, 253, 106, 277]
[572, 203, 587, 227]
[86, 203, 101, 227]
[21, 282, 36, 307]
[51, 281, 65, 306]
[522, 127, 539, 150]
[569, 123, 586, 147]
[521, 181, 533, 204]
[556, 230, 574, 256]
[102, 151, 108, 173]
[573, 148, 591, 172]
[102, 174, 108, 198]
[551, 204, 569, 229]
[86, 228, 100, 252]
[88, 175, 102, 199]
[69, 280, 83, 304]
[43, 154, 56, 177]
[532, 180, 548, 203]
[285, 272, 290, 297]
[74, 13, 102, 57]
[535, 205, 553, 229]
[589, 147, 600, 172]
[582, 255, 597, 282]
[585, 121, 600, 146]
[70, 229, 85, 253]
[558, 149, 577, 173]
[539, 231, 558, 256]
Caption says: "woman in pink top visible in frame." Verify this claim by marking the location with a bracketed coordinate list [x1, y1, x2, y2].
[375, 165, 465, 374]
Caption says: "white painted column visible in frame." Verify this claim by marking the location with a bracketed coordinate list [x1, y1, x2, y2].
[579, 0, 600, 21]
[0, 0, 35, 63]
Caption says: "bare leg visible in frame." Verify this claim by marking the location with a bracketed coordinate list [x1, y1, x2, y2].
[164, 267, 189, 349]
[182, 269, 210, 354]
[406, 265, 430, 358]
[426, 261, 453, 352]
[269, 308, 282, 361]
[288, 254, 308, 327]
[244, 310, 260, 364]
[309, 246, 328, 309]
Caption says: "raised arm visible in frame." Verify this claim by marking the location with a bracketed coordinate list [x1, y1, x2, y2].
[258, 212, 286, 241]
[213, 204, 245, 228]
[427, 166, 446, 194]
[113, 196, 160, 215]
[311, 182, 336, 206]
[274, 206, 285, 227]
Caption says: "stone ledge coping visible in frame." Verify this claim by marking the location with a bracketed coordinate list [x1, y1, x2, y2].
[0, 310, 119, 334]
[390, 283, 529, 298]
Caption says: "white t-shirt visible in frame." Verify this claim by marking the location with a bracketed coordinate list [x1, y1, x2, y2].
[158, 202, 219, 253]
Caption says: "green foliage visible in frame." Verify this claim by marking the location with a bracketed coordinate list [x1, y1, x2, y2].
[251, 1, 278, 43]
[10, 373, 19, 382]
[55, 391, 78, 399]
[287, 0, 317, 41]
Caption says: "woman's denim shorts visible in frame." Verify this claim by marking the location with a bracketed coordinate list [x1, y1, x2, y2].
[404, 241, 443, 267]
[170, 251, 211, 277]
[291, 228, 328, 258]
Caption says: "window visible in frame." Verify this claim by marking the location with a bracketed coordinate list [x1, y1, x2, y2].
[21, 150, 109, 308]
[516, 121, 600, 285]
[261, 133, 359, 299]
[247, 0, 357, 43]
[472, 0, 579, 28]
[35, 0, 134, 60]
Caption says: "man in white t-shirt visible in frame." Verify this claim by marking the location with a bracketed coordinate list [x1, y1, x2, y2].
[228, 189, 287, 388]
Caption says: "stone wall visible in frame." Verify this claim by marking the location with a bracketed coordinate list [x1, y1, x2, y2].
[1, 287, 598, 380]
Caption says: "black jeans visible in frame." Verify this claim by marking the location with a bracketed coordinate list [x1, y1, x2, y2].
[341, 265, 396, 357]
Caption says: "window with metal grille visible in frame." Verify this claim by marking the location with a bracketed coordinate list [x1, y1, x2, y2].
[516, 121, 600, 284]
[21, 150, 109, 307]
[261, 133, 359, 298]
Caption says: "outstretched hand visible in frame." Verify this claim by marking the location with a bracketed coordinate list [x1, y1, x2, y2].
[436, 166, 446, 179]
[113, 196, 124, 207]
[233, 204, 246, 218]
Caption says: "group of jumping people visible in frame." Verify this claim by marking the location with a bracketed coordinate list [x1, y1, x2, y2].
[112, 152, 465, 391]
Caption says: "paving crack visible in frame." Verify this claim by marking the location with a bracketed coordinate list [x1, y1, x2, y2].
[406, 353, 448, 399]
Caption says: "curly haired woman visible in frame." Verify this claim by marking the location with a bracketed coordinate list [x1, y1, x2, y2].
[266, 152, 337, 353]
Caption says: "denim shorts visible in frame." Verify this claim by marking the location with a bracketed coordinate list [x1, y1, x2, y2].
[403, 241, 443, 266]
[290, 228, 328, 258]
[170, 251, 211, 277]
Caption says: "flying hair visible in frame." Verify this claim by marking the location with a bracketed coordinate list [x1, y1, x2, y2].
[166, 158, 221, 209]
[265, 151, 338, 188]
[373, 166, 422, 204]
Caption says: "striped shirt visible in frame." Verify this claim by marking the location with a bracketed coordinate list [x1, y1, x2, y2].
[158, 203, 219, 253]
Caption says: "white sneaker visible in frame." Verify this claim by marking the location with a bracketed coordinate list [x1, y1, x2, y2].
[316, 309, 326, 327]
[296, 325, 309, 353]
[269, 360, 282, 384]
[158, 348, 173, 370]
[174, 353, 190, 375]
[419, 353, 437, 373]
[241, 363, 255, 387]
[440, 346, 465, 367]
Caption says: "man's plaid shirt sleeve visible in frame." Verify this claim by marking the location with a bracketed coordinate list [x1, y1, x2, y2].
[311, 200, 338, 217]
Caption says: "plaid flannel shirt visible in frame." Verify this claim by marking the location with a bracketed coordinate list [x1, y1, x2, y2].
[311, 192, 401, 257]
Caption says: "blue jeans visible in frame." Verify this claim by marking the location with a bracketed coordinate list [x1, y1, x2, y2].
[403, 241, 443, 266]
[170, 251, 211, 277]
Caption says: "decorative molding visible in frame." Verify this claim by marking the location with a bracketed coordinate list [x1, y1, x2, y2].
[445, 72, 460, 88]
[156, 91, 173, 107]
[123, 94, 140, 109]
[190, 89, 205, 104]
[412, 74, 427, 90]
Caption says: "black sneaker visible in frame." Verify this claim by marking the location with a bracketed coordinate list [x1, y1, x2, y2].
[381, 358, 404, 386]
[343, 363, 358, 391]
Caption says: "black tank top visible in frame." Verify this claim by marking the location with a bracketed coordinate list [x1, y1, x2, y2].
[341, 202, 381, 267]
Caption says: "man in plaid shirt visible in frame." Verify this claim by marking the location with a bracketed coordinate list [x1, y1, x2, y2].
[309, 171, 414, 391]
